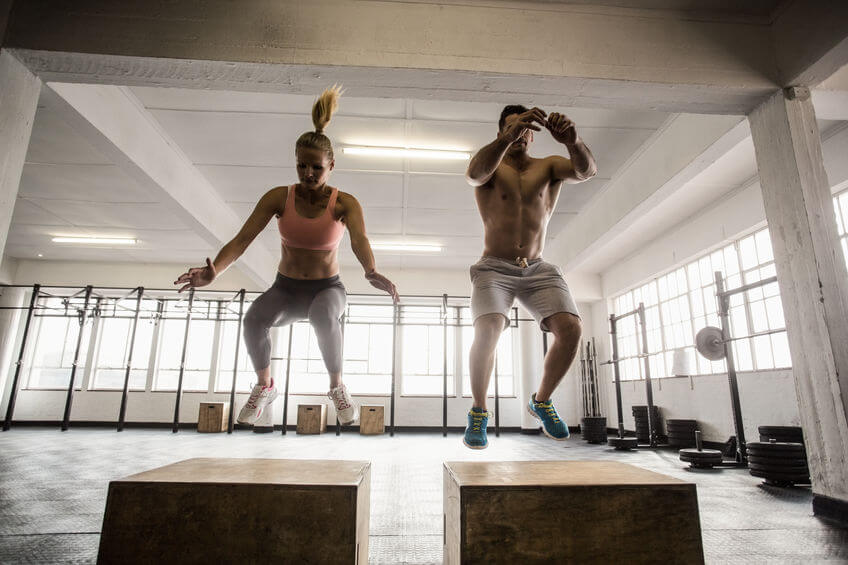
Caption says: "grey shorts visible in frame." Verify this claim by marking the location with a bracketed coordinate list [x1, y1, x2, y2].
[470, 256, 580, 331]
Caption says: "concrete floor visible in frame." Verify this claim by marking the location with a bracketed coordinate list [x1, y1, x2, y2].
[0, 427, 846, 564]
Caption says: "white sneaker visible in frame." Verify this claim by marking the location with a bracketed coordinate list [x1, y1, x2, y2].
[237, 380, 279, 425]
[328, 384, 358, 425]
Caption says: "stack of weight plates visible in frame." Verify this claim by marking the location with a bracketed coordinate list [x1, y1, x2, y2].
[759, 425, 804, 444]
[580, 416, 608, 444]
[747, 440, 810, 486]
[666, 419, 698, 447]
[632, 405, 661, 443]
[679, 447, 723, 468]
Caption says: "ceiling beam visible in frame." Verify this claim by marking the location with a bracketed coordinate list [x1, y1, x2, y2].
[45, 82, 277, 287]
[546, 113, 747, 271]
[3, 0, 782, 114]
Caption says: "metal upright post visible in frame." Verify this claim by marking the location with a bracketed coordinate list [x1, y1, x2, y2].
[610, 314, 625, 438]
[281, 326, 293, 435]
[493, 356, 500, 437]
[390, 303, 398, 436]
[637, 303, 657, 447]
[336, 313, 346, 437]
[715, 271, 747, 462]
[62, 285, 93, 431]
[227, 290, 245, 434]
[442, 294, 448, 437]
[3, 284, 40, 431]
[118, 287, 144, 431]
[172, 288, 194, 433]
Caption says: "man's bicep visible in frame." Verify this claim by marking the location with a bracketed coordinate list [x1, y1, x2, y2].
[550, 156, 579, 183]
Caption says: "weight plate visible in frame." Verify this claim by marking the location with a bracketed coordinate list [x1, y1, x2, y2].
[758, 426, 802, 435]
[748, 453, 807, 466]
[696, 326, 725, 360]
[749, 469, 810, 482]
[747, 443, 805, 455]
[667, 419, 697, 424]
[748, 463, 809, 474]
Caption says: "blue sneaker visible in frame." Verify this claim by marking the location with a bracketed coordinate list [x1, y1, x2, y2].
[463, 407, 491, 449]
[527, 393, 570, 440]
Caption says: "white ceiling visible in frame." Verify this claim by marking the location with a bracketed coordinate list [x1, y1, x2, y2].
[8, 85, 668, 271]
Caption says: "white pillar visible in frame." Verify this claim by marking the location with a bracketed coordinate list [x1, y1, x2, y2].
[0, 286, 25, 413]
[518, 308, 542, 431]
[0, 49, 40, 272]
[749, 87, 848, 510]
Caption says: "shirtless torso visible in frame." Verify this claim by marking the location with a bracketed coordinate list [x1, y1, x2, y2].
[468, 107, 597, 261]
[476, 156, 563, 261]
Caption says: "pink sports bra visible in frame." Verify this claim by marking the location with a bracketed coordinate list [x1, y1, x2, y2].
[278, 185, 345, 251]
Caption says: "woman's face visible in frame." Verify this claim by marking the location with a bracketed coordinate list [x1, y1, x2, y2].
[296, 146, 334, 189]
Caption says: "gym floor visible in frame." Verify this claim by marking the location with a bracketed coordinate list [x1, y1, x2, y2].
[0, 427, 846, 564]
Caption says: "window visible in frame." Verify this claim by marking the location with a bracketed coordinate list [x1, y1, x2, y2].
[91, 298, 158, 390]
[288, 321, 331, 395]
[611, 227, 789, 379]
[216, 299, 258, 394]
[460, 307, 515, 397]
[26, 296, 92, 389]
[154, 299, 215, 392]
[343, 305, 394, 395]
[835, 189, 848, 270]
[401, 305, 455, 396]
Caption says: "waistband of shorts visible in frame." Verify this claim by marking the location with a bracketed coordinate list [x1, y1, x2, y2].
[477, 255, 544, 267]
[274, 272, 342, 287]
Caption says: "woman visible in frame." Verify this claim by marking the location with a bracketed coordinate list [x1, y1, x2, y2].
[174, 86, 399, 426]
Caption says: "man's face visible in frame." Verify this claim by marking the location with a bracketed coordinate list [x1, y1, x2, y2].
[296, 146, 334, 188]
[500, 113, 533, 154]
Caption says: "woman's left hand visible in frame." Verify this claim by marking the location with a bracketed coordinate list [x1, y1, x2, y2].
[365, 271, 399, 303]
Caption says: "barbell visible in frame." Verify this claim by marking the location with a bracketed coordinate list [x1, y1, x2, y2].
[695, 326, 786, 361]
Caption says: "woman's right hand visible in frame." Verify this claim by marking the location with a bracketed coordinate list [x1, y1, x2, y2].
[174, 257, 217, 293]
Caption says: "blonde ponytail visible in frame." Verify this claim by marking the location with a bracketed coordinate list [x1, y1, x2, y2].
[311, 84, 342, 134]
[296, 85, 343, 159]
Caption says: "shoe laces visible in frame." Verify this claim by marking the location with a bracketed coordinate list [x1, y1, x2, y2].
[534, 399, 560, 424]
[329, 386, 351, 411]
[245, 383, 270, 409]
[469, 410, 490, 432]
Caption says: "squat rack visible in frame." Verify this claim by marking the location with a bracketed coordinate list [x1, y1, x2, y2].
[607, 302, 659, 447]
[1, 283, 534, 435]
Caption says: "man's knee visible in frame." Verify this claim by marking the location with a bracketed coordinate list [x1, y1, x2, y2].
[546, 312, 582, 343]
[473, 313, 507, 346]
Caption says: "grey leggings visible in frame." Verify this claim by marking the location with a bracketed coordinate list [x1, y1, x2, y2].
[243, 273, 346, 374]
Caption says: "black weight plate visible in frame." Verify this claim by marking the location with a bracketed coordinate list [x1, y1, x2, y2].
[748, 463, 809, 474]
[666, 419, 697, 424]
[749, 469, 810, 482]
[747, 455, 808, 467]
[747, 443, 805, 455]
[758, 426, 802, 435]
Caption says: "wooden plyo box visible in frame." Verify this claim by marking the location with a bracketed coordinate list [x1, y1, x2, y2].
[98, 458, 371, 564]
[297, 404, 327, 434]
[359, 405, 385, 435]
[197, 402, 228, 432]
[443, 461, 704, 564]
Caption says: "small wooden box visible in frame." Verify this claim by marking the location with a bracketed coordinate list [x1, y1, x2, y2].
[296, 404, 327, 434]
[443, 461, 704, 564]
[98, 458, 370, 564]
[197, 402, 228, 433]
[359, 405, 385, 435]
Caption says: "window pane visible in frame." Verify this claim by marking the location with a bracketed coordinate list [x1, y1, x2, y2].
[28, 307, 91, 390]
[740, 236, 757, 270]
[755, 229, 774, 263]
[771, 332, 792, 367]
[93, 317, 154, 390]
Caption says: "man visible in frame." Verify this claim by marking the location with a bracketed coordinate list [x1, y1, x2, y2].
[463, 105, 597, 449]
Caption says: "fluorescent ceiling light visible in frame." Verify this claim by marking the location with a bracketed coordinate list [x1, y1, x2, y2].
[343, 146, 470, 160]
[52, 236, 137, 245]
[371, 242, 443, 252]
